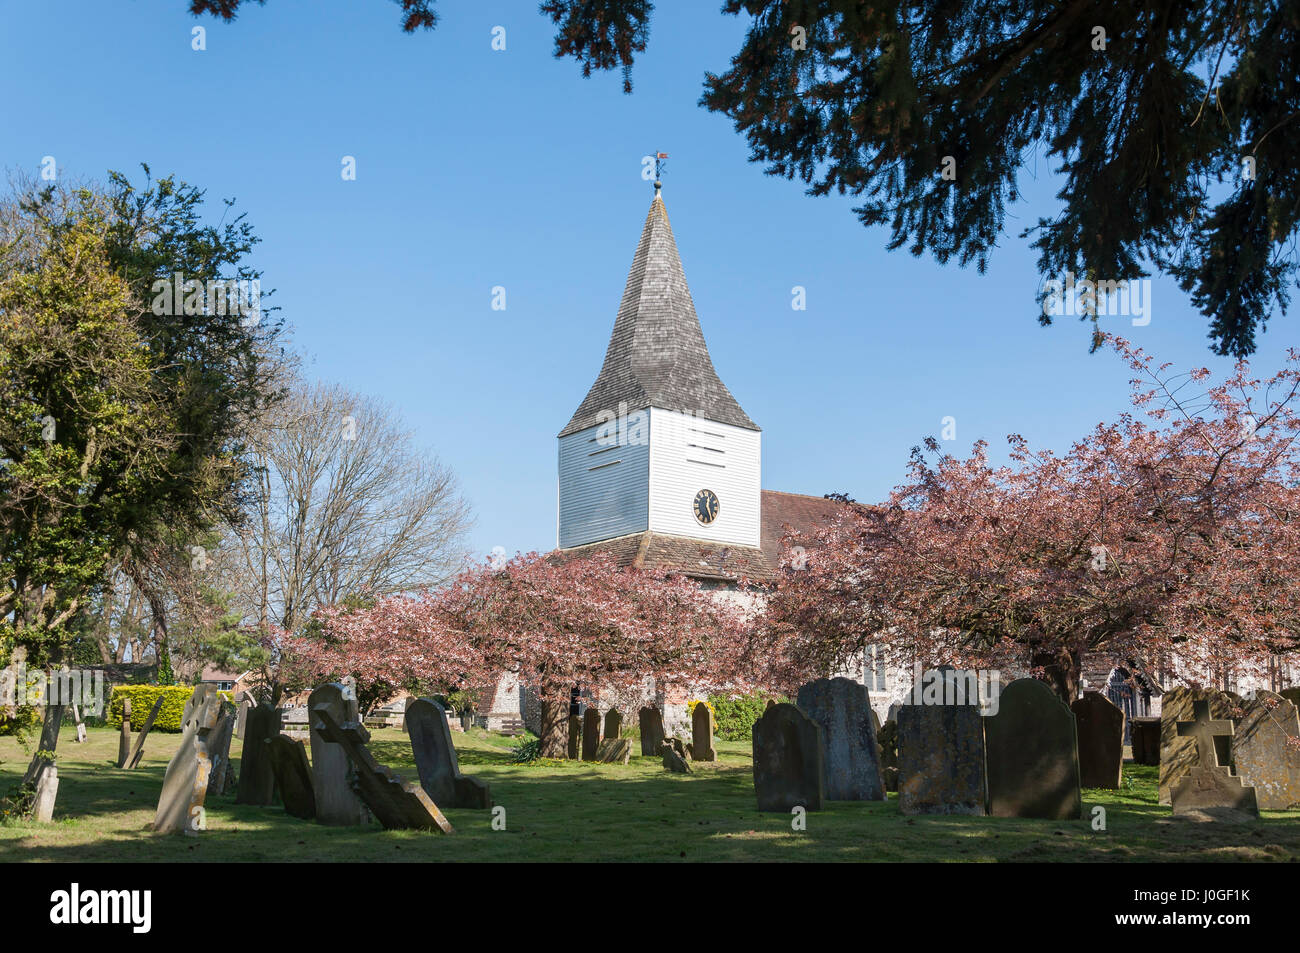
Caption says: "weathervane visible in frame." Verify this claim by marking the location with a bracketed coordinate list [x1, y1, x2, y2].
[653, 151, 668, 192]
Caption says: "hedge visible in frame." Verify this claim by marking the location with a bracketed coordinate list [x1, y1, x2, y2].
[108, 686, 225, 733]
[708, 692, 787, 741]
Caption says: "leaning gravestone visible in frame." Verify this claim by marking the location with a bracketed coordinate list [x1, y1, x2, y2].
[1170, 700, 1258, 819]
[567, 714, 582, 760]
[691, 702, 717, 762]
[265, 735, 316, 819]
[117, 697, 133, 769]
[1232, 692, 1300, 810]
[983, 678, 1081, 819]
[407, 698, 492, 809]
[308, 683, 367, 826]
[312, 705, 453, 832]
[31, 765, 58, 822]
[1071, 691, 1124, 789]
[153, 685, 224, 834]
[795, 677, 883, 800]
[639, 706, 666, 757]
[582, 708, 602, 761]
[205, 704, 237, 797]
[594, 738, 631, 764]
[235, 694, 254, 740]
[123, 695, 166, 770]
[752, 703, 824, 812]
[604, 708, 623, 740]
[1159, 687, 1235, 804]
[1130, 717, 1161, 766]
[235, 704, 282, 806]
[897, 702, 986, 815]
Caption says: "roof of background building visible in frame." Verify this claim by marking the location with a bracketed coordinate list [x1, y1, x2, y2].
[557, 489, 846, 582]
[559, 189, 758, 438]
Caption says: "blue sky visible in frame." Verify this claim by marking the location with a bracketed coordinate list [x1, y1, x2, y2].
[3, 0, 1292, 560]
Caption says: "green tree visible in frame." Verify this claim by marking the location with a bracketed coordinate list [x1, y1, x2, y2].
[193, 0, 1298, 356]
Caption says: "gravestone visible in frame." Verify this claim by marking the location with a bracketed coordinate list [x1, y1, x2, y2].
[31, 765, 58, 822]
[407, 698, 492, 809]
[312, 705, 453, 832]
[235, 695, 254, 740]
[638, 706, 666, 757]
[983, 678, 1081, 819]
[1071, 691, 1124, 788]
[123, 695, 167, 770]
[1130, 717, 1160, 766]
[661, 741, 691, 773]
[1231, 692, 1300, 810]
[594, 738, 631, 764]
[567, 714, 582, 760]
[206, 704, 237, 797]
[604, 708, 623, 740]
[235, 704, 282, 806]
[265, 735, 316, 819]
[691, 703, 717, 762]
[897, 702, 986, 815]
[752, 703, 824, 812]
[117, 697, 133, 769]
[795, 677, 883, 800]
[582, 708, 602, 761]
[1280, 687, 1300, 711]
[1170, 700, 1258, 819]
[308, 683, 367, 826]
[1159, 687, 1235, 804]
[153, 685, 224, 835]
[877, 719, 899, 793]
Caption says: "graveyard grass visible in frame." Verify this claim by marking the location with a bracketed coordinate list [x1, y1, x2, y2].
[2, 727, 1298, 862]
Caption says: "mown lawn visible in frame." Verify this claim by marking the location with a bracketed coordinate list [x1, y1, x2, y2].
[1, 726, 1297, 862]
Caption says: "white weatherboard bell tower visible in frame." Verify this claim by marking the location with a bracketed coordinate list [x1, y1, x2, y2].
[558, 183, 761, 556]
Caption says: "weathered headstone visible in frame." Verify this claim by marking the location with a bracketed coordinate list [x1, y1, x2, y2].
[235, 704, 282, 806]
[235, 694, 254, 740]
[582, 708, 602, 761]
[265, 735, 316, 819]
[206, 704, 237, 797]
[1130, 716, 1160, 766]
[117, 697, 133, 769]
[795, 677, 883, 800]
[604, 708, 623, 740]
[983, 678, 1081, 819]
[897, 702, 986, 815]
[1071, 691, 1124, 789]
[1159, 687, 1235, 804]
[308, 683, 367, 826]
[691, 702, 717, 762]
[312, 705, 453, 832]
[31, 765, 58, 822]
[752, 703, 824, 812]
[1229, 692, 1299, 811]
[567, 714, 582, 760]
[153, 685, 224, 834]
[407, 698, 492, 809]
[877, 719, 899, 793]
[661, 740, 691, 773]
[123, 695, 166, 770]
[638, 706, 665, 757]
[594, 738, 631, 764]
[1170, 700, 1258, 819]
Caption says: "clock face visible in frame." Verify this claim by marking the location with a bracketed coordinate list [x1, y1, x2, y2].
[693, 489, 720, 526]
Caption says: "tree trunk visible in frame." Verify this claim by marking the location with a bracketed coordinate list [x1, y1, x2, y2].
[1032, 645, 1082, 705]
[538, 698, 569, 758]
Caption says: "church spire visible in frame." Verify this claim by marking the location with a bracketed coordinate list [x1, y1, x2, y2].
[559, 189, 758, 437]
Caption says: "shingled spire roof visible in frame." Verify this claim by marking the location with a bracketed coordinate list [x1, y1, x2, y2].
[559, 188, 758, 437]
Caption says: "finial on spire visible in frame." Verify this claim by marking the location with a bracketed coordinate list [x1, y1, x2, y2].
[653, 151, 668, 193]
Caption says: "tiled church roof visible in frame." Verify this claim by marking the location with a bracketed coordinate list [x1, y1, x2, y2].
[557, 490, 847, 583]
[559, 188, 758, 438]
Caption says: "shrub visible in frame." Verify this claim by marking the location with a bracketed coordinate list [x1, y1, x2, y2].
[708, 692, 786, 741]
[108, 686, 203, 733]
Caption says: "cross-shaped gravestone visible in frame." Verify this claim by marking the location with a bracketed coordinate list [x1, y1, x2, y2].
[1176, 700, 1235, 768]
